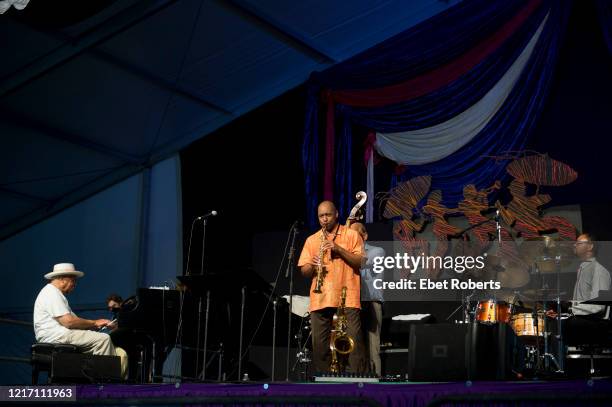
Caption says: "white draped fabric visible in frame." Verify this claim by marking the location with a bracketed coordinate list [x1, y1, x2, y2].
[373, 14, 548, 166]
[0, 0, 29, 14]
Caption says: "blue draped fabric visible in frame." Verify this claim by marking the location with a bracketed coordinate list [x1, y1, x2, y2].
[302, 86, 320, 224]
[348, 3, 548, 131]
[335, 110, 353, 218]
[303, 0, 569, 227]
[312, 0, 527, 89]
[596, 0, 612, 55]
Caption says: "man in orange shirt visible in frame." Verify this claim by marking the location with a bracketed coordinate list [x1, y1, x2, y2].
[298, 201, 365, 373]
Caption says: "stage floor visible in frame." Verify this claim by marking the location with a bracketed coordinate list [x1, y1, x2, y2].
[70, 379, 612, 406]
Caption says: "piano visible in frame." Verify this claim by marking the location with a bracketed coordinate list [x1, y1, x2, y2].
[115, 288, 181, 382]
[116, 269, 282, 382]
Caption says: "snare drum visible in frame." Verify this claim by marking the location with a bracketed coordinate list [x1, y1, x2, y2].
[510, 313, 544, 341]
[475, 300, 512, 324]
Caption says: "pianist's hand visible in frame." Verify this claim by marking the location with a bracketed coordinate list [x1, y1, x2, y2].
[94, 319, 112, 329]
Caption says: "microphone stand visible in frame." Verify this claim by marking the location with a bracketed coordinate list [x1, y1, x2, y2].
[285, 223, 299, 381]
[272, 299, 277, 381]
[197, 216, 211, 381]
[185, 217, 199, 275]
[238, 286, 246, 381]
[200, 218, 209, 276]
[448, 216, 498, 323]
[495, 209, 502, 245]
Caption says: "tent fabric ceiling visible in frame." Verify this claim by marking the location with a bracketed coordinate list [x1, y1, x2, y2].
[0, 0, 458, 240]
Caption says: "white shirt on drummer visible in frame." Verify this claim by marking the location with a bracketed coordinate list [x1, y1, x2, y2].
[572, 258, 611, 316]
[33, 283, 74, 343]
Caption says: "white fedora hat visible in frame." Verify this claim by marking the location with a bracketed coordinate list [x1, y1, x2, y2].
[44, 263, 85, 280]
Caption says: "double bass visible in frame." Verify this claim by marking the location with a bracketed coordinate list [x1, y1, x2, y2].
[346, 191, 367, 227]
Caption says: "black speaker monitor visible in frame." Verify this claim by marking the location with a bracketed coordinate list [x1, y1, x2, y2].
[408, 324, 469, 381]
[51, 353, 121, 383]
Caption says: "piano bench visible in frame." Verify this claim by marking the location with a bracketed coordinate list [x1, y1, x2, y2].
[566, 346, 612, 378]
[31, 343, 82, 384]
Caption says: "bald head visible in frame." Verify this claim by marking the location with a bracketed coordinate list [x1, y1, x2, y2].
[318, 201, 336, 213]
[317, 201, 338, 231]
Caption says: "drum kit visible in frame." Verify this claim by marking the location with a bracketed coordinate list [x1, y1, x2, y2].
[466, 236, 576, 376]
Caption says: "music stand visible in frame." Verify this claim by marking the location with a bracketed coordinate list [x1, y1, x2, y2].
[177, 269, 273, 381]
[177, 274, 226, 381]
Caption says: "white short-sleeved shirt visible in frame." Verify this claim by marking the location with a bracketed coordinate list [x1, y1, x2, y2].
[33, 284, 74, 343]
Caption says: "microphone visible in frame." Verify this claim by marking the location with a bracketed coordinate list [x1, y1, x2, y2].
[197, 210, 218, 220]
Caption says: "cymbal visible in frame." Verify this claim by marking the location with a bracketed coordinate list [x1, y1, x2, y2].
[479, 289, 535, 311]
[484, 254, 502, 267]
[487, 289, 521, 304]
[496, 261, 530, 289]
[519, 288, 567, 300]
[510, 290, 536, 300]
[519, 237, 575, 272]
[466, 253, 503, 281]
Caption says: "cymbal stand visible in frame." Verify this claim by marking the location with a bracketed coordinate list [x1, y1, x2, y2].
[532, 277, 542, 373]
[495, 209, 502, 245]
[464, 291, 474, 323]
[446, 289, 474, 323]
[554, 254, 564, 372]
[538, 255, 564, 374]
[529, 262, 546, 373]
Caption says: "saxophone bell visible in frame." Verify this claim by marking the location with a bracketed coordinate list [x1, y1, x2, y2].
[331, 324, 355, 355]
[329, 286, 355, 373]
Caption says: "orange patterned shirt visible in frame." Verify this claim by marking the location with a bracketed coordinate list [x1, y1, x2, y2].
[298, 224, 364, 312]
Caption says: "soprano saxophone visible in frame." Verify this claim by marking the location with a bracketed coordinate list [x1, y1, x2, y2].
[313, 227, 326, 294]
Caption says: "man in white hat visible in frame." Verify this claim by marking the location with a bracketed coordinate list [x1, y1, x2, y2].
[33, 263, 127, 379]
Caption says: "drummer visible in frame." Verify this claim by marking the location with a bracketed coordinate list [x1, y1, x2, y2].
[547, 233, 611, 344]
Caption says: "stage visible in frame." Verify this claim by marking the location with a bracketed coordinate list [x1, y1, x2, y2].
[65, 379, 612, 406]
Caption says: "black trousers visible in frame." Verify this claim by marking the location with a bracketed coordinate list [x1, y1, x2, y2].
[310, 307, 365, 373]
